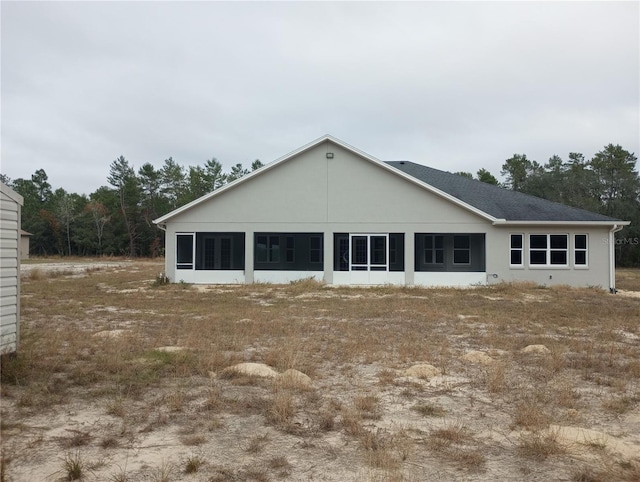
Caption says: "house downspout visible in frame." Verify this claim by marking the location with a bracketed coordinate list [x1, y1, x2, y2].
[608, 224, 624, 293]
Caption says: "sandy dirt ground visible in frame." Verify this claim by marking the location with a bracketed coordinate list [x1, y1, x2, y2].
[1, 261, 639, 481]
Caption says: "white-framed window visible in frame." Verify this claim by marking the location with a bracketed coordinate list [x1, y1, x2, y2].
[529, 234, 568, 267]
[574, 234, 588, 267]
[176, 233, 195, 270]
[510, 233, 524, 267]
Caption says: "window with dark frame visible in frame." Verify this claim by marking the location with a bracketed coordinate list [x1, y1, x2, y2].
[453, 235, 471, 265]
[574, 234, 587, 266]
[510, 234, 523, 266]
[529, 234, 568, 266]
[309, 236, 322, 263]
[176, 234, 194, 269]
[256, 235, 280, 263]
[424, 235, 444, 264]
[285, 236, 295, 263]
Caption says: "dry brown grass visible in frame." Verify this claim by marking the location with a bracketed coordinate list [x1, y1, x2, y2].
[1, 261, 639, 481]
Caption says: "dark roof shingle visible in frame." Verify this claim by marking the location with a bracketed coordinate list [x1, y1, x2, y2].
[386, 161, 622, 222]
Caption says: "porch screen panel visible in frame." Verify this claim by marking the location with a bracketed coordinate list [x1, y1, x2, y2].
[254, 233, 323, 271]
[334, 233, 349, 271]
[389, 233, 405, 272]
[415, 233, 485, 272]
[194, 233, 245, 270]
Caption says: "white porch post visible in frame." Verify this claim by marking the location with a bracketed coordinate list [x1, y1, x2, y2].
[323, 232, 333, 284]
[245, 232, 254, 284]
[405, 232, 415, 286]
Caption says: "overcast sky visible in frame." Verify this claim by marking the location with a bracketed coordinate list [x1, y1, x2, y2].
[2, 1, 638, 196]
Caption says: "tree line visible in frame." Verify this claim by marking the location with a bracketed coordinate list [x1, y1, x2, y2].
[1, 156, 263, 258]
[2, 143, 639, 265]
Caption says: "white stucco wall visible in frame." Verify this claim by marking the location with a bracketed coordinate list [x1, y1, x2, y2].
[159, 139, 616, 289]
[486, 225, 613, 289]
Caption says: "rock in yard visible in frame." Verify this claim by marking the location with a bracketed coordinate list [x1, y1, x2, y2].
[462, 350, 495, 365]
[403, 363, 442, 379]
[93, 329, 129, 338]
[520, 344, 550, 355]
[156, 346, 186, 353]
[277, 369, 312, 388]
[222, 362, 279, 378]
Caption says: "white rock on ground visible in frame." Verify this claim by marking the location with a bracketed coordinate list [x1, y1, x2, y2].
[462, 350, 495, 365]
[520, 344, 551, 354]
[155, 346, 186, 353]
[92, 329, 129, 338]
[403, 363, 442, 379]
[277, 369, 312, 387]
[223, 362, 279, 378]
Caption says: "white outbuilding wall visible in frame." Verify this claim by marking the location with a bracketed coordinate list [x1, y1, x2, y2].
[1, 182, 23, 354]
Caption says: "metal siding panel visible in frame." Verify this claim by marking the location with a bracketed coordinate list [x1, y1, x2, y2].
[0, 209, 18, 221]
[0, 286, 17, 297]
[0, 238, 18, 249]
[0, 247, 19, 259]
[0, 258, 18, 268]
[1, 318, 17, 334]
[1, 304, 17, 316]
[0, 267, 18, 278]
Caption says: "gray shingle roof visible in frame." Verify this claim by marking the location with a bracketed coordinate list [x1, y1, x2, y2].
[386, 161, 622, 222]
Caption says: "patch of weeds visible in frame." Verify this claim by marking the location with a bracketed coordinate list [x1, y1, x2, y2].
[150, 460, 175, 482]
[377, 368, 396, 386]
[518, 429, 566, 459]
[151, 273, 170, 287]
[354, 394, 381, 420]
[62, 452, 85, 481]
[511, 402, 550, 430]
[341, 409, 365, 437]
[411, 402, 446, 417]
[453, 448, 487, 471]
[167, 390, 186, 412]
[184, 455, 205, 474]
[602, 396, 637, 414]
[428, 420, 471, 450]
[244, 468, 270, 481]
[246, 433, 269, 454]
[317, 409, 336, 431]
[106, 398, 126, 417]
[100, 436, 119, 449]
[181, 434, 206, 446]
[269, 455, 291, 470]
[266, 390, 295, 427]
[59, 430, 92, 449]
[486, 363, 506, 394]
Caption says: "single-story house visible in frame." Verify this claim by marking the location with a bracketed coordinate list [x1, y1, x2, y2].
[154, 135, 629, 290]
[1, 181, 23, 354]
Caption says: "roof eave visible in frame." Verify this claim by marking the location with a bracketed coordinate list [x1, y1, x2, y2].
[492, 220, 630, 226]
